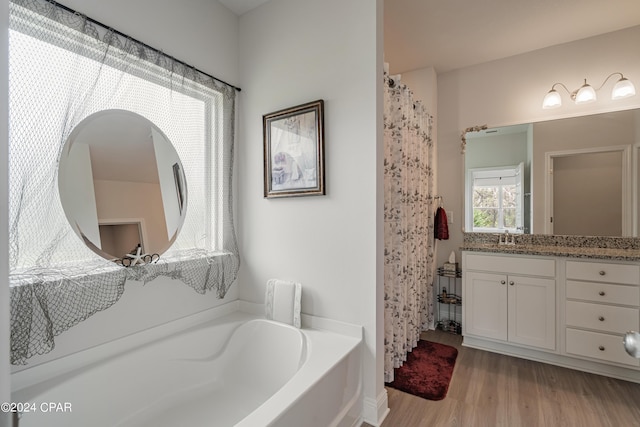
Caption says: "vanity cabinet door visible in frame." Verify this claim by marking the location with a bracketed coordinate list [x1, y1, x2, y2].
[464, 269, 556, 350]
[464, 271, 508, 341]
[508, 276, 556, 350]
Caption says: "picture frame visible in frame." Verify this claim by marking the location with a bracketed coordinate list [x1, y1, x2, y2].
[263, 99, 325, 198]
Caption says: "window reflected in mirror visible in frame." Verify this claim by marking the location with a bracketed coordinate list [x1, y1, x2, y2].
[468, 165, 524, 233]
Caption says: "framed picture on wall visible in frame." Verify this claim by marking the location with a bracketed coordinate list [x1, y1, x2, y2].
[263, 99, 325, 198]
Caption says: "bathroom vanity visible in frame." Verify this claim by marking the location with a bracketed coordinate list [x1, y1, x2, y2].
[461, 234, 640, 383]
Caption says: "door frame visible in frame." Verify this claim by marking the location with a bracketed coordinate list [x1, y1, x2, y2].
[544, 145, 632, 235]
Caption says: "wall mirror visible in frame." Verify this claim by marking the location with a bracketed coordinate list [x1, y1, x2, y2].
[464, 108, 640, 236]
[58, 109, 187, 261]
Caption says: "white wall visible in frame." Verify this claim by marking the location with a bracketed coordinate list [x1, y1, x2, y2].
[9, 0, 240, 371]
[400, 67, 438, 116]
[60, 0, 239, 87]
[237, 0, 386, 423]
[465, 132, 528, 170]
[437, 25, 640, 265]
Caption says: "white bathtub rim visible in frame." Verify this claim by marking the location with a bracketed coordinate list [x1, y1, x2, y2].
[241, 309, 364, 427]
[12, 300, 363, 393]
[107, 322, 361, 427]
[266, 341, 364, 427]
[170, 318, 307, 370]
[14, 313, 363, 427]
[110, 319, 309, 427]
[235, 327, 362, 427]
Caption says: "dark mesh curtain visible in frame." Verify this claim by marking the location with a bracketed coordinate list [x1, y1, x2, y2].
[9, 0, 239, 364]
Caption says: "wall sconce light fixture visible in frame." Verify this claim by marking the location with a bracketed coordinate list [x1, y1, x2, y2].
[542, 72, 636, 109]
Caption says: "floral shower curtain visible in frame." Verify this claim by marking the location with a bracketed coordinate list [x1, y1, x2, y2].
[383, 71, 436, 382]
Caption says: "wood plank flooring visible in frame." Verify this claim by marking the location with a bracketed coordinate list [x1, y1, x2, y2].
[369, 330, 640, 427]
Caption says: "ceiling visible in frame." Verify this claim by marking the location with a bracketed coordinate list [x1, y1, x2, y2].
[218, 0, 270, 15]
[75, 113, 160, 184]
[220, 0, 640, 74]
[385, 0, 640, 74]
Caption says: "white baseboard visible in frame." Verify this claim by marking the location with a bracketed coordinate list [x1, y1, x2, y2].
[362, 389, 389, 426]
[463, 336, 640, 383]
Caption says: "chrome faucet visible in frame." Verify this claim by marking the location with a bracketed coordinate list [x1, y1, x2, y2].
[499, 230, 516, 246]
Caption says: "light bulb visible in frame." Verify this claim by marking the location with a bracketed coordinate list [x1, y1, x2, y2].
[574, 81, 596, 104]
[542, 89, 562, 109]
[612, 77, 636, 100]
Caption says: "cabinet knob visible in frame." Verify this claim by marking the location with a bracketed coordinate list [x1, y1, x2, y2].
[598, 316, 605, 322]
[599, 270, 606, 276]
[598, 345, 605, 351]
[500, 280, 506, 285]
[509, 281, 515, 286]
[598, 291, 606, 296]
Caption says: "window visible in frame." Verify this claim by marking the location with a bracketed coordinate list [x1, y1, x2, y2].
[8, 0, 239, 365]
[9, 1, 237, 271]
[467, 164, 523, 233]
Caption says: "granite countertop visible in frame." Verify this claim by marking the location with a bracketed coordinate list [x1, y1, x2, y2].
[461, 243, 640, 261]
[461, 233, 640, 261]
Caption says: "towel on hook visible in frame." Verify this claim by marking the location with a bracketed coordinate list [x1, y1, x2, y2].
[435, 207, 449, 240]
[265, 279, 302, 328]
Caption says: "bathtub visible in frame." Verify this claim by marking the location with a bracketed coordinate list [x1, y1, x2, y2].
[11, 309, 363, 427]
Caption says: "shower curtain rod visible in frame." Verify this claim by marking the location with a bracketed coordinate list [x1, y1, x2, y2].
[49, 0, 242, 92]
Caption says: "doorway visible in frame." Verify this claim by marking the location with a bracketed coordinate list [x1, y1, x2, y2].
[545, 146, 631, 236]
[98, 221, 145, 258]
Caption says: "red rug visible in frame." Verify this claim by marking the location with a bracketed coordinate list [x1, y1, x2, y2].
[386, 340, 458, 401]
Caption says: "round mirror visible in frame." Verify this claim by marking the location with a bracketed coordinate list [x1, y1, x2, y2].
[58, 109, 187, 262]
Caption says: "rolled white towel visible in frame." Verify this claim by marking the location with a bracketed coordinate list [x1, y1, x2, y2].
[265, 279, 302, 328]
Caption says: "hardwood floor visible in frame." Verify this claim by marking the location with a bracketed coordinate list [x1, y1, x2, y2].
[369, 330, 640, 427]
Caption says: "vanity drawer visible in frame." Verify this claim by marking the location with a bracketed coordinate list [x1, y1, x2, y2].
[565, 301, 639, 333]
[566, 261, 640, 285]
[566, 328, 640, 367]
[566, 280, 640, 306]
[464, 254, 555, 277]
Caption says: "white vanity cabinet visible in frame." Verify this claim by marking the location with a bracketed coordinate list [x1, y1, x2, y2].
[463, 253, 556, 351]
[462, 249, 640, 382]
[564, 260, 640, 367]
